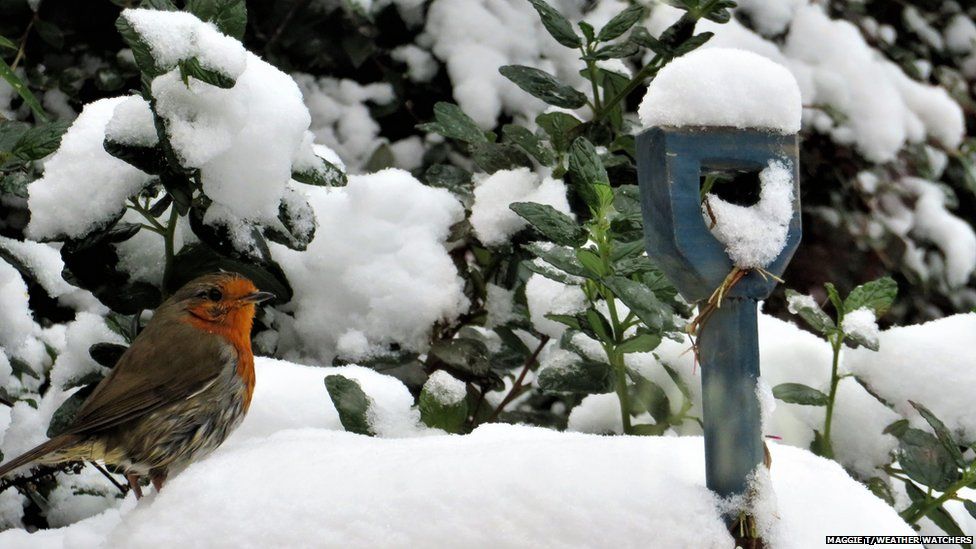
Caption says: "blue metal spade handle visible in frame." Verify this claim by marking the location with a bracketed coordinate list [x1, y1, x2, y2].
[635, 127, 801, 501]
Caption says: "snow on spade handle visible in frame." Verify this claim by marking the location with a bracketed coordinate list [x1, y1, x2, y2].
[635, 49, 803, 505]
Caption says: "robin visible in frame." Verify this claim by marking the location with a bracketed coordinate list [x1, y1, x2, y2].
[0, 272, 273, 498]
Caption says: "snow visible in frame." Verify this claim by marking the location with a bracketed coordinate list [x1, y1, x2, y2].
[733, 0, 804, 37]
[901, 178, 976, 287]
[391, 45, 438, 82]
[639, 48, 802, 134]
[422, 370, 467, 405]
[151, 51, 311, 222]
[785, 292, 817, 314]
[420, 0, 583, 128]
[945, 14, 976, 55]
[841, 308, 879, 348]
[703, 160, 795, 269]
[0, 421, 913, 548]
[271, 171, 467, 363]
[104, 96, 157, 147]
[0, 259, 35, 353]
[296, 74, 395, 172]
[26, 98, 154, 240]
[847, 313, 976, 443]
[567, 392, 623, 435]
[524, 273, 586, 339]
[48, 313, 125, 391]
[0, 237, 74, 298]
[469, 168, 573, 247]
[120, 9, 246, 79]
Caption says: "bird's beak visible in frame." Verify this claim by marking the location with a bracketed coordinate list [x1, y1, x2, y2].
[241, 291, 275, 304]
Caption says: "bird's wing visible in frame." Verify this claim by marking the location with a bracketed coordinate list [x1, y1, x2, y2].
[66, 317, 234, 435]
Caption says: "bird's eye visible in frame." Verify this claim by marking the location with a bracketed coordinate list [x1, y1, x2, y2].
[207, 288, 223, 301]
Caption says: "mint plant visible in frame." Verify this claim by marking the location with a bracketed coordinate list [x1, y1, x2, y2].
[778, 276, 897, 458]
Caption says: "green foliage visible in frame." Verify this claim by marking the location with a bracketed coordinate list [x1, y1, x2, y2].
[325, 375, 374, 436]
[418, 379, 469, 433]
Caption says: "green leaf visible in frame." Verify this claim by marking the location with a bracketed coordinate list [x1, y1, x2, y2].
[89, 343, 127, 368]
[909, 401, 966, 468]
[964, 500, 976, 521]
[143, 0, 178, 9]
[631, 377, 670, 422]
[265, 187, 317, 251]
[578, 21, 595, 44]
[527, 0, 581, 49]
[427, 338, 497, 388]
[510, 202, 584, 246]
[104, 138, 166, 174]
[772, 383, 829, 406]
[324, 375, 374, 436]
[417, 102, 487, 144]
[630, 26, 668, 56]
[12, 121, 70, 161]
[0, 56, 49, 122]
[926, 504, 969, 543]
[575, 248, 606, 278]
[824, 282, 843, 314]
[898, 428, 960, 492]
[48, 384, 98, 438]
[537, 360, 613, 394]
[502, 124, 555, 165]
[883, 419, 910, 437]
[673, 32, 714, 56]
[0, 35, 16, 50]
[864, 477, 895, 506]
[597, 4, 644, 42]
[784, 289, 835, 335]
[545, 313, 581, 331]
[659, 13, 696, 49]
[810, 429, 829, 457]
[425, 164, 473, 198]
[525, 242, 588, 278]
[585, 307, 613, 342]
[617, 331, 661, 354]
[186, 0, 247, 39]
[591, 41, 640, 60]
[568, 137, 609, 186]
[536, 111, 581, 153]
[471, 142, 532, 173]
[419, 373, 469, 433]
[498, 65, 588, 109]
[178, 57, 237, 88]
[601, 276, 672, 331]
[844, 327, 879, 352]
[292, 156, 347, 187]
[632, 423, 669, 436]
[844, 276, 897, 317]
[116, 15, 163, 78]
[661, 363, 691, 400]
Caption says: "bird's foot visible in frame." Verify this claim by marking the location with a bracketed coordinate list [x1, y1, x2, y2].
[151, 471, 167, 493]
[126, 473, 143, 500]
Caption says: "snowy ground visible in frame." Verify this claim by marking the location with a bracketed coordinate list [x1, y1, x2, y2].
[0, 358, 915, 549]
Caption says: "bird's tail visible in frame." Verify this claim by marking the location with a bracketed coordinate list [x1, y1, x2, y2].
[0, 434, 83, 478]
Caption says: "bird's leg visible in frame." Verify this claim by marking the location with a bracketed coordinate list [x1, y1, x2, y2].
[150, 470, 167, 493]
[126, 473, 143, 500]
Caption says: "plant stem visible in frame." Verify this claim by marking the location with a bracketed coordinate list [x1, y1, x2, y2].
[821, 335, 843, 458]
[610, 349, 633, 434]
[582, 49, 603, 113]
[900, 469, 975, 524]
[485, 335, 550, 423]
[162, 205, 178, 294]
[593, 55, 661, 122]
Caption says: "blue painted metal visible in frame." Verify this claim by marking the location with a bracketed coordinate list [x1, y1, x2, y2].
[635, 126, 801, 500]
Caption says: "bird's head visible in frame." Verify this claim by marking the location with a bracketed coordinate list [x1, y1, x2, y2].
[169, 273, 274, 337]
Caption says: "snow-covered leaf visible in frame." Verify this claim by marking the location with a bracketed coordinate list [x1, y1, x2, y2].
[785, 289, 835, 335]
[178, 57, 236, 89]
[419, 371, 468, 434]
[909, 401, 966, 468]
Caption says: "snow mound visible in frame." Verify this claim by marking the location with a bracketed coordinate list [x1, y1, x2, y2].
[272, 171, 467, 363]
[469, 168, 573, 247]
[639, 48, 801, 133]
[0, 423, 912, 548]
[847, 313, 976, 443]
[27, 98, 153, 240]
